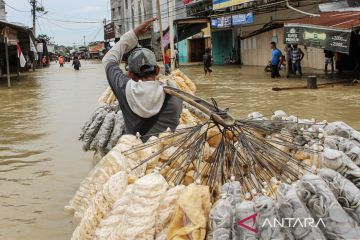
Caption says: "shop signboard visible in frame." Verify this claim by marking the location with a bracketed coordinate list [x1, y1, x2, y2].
[89, 42, 104, 54]
[104, 22, 115, 40]
[211, 16, 232, 28]
[284, 25, 351, 54]
[186, 0, 212, 16]
[213, 0, 254, 10]
[36, 43, 44, 53]
[232, 12, 253, 26]
[47, 44, 55, 53]
[284, 26, 300, 44]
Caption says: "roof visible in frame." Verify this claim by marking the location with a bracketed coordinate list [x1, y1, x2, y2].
[0, 20, 36, 40]
[286, 11, 360, 30]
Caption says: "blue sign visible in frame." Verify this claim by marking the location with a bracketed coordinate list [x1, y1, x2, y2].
[232, 12, 254, 26]
[211, 16, 232, 28]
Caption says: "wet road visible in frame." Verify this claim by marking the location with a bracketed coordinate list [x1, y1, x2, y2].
[0, 62, 359, 239]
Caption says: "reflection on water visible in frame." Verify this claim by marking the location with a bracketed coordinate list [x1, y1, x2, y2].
[0, 62, 107, 240]
[0, 62, 359, 239]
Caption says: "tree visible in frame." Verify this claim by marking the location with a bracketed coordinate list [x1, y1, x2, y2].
[37, 34, 52, 43]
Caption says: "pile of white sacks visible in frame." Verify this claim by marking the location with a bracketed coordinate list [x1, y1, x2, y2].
[66, 109, 360, 240]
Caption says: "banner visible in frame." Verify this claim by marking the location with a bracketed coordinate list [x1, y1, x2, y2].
[211, 16, 232, 28]
[232, 12, 253, 26]
[213, 0, 254, 10]
[284, 25, 352, 54]
[29, 36, 37, 53]
[17, 44, 26, 67]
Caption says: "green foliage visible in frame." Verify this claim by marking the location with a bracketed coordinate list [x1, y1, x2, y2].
[37, 34, 52, 43]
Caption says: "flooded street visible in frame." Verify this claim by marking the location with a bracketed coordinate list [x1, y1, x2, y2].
[0, 61, 359, 239]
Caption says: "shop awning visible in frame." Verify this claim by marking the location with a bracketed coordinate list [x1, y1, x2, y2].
[284, 12, 360, 54]
[240, 21, 284, 40]
[160, 17, 209, 47]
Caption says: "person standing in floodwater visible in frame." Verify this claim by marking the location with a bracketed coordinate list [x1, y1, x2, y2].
[270, 42, 283, 78]
[291, 44, 304, 77]
[285, 44, 292, 78]
[58, 56, 64, 67]
[324, 50, 335, 73]
[203, 48, 213, 76]
[72, 56, 81, 71]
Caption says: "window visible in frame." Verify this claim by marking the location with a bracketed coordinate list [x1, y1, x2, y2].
[118, 7, 121, 16]
[125, 0, 128, 9]
[111, 8, 115, 19]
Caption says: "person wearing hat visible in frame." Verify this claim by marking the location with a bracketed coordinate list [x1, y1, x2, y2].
[102, 18, 182, 141]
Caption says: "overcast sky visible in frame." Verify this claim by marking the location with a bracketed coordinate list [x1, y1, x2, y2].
[6, 0, 109, 46]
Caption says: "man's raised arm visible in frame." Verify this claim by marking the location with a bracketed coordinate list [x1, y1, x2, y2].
[102, 17, 157, 68]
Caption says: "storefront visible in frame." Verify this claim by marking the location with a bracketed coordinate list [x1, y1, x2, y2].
[285, 11, 360, 71]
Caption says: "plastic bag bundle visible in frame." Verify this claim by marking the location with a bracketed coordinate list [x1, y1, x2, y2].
[110, 172, 168, 239]
[90, 112, 115, 153]
[65, 135, 144, 220]
[167, 184, 210, 240]
[321, 148, 360, 188]
[277, 183, 326, 240]
[95, 185, 134, 240]
[80, 103, 122, 153]
[296, 174, 360, 239]
[98, 86, 117, 105]
[254, 196, 286, 240]
[155, 185, 186, 240]
[71, 171, 128, 240]
[318, 168, 360, 223]
[105, 112, 125, 152]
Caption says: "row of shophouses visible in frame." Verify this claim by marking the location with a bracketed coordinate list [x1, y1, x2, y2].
[108, 0, 360, 70]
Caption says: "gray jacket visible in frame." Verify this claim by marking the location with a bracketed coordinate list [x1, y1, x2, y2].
[102, 30, 182, 141]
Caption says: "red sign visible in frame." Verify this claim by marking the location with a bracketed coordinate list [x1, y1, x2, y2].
[183, 0, 192, 5]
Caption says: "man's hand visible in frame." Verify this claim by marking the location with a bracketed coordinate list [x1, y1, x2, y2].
[134, 17, 157, 37]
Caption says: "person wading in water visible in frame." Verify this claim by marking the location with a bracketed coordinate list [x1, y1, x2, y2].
[72, 56, 81, 71]
[102, 18, 183, 142]
[270, 42, 283, 78]
[203, 48, 213, 76]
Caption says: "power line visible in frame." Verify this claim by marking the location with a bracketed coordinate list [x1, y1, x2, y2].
[5, 2, 30, 12]
[39, 16, 102, 24]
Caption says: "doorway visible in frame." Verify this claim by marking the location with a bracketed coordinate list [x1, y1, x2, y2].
[189, 38, 205, 62]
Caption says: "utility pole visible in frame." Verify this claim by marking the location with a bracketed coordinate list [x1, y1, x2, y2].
[83, 36, 86, 46]
[156, 0, 165, 65]
[169, 0, 175, 72]
[31, 0, 36, 36]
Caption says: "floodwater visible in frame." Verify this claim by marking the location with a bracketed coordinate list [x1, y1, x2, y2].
[0, 62, 359, 240]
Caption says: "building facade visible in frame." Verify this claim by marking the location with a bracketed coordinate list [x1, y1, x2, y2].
[0, 0, 6, 21]
[110, 0, 153, 47]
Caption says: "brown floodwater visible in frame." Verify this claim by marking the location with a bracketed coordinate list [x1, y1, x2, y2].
[0, 62, 359, 239]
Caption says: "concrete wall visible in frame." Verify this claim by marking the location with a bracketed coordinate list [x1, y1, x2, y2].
[152, 0, 187, 33]
[240, 28, 324, 69]
[110, 0, 124, 37]
[239, 3, 326, 69]
[0, 0, 5, 21]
